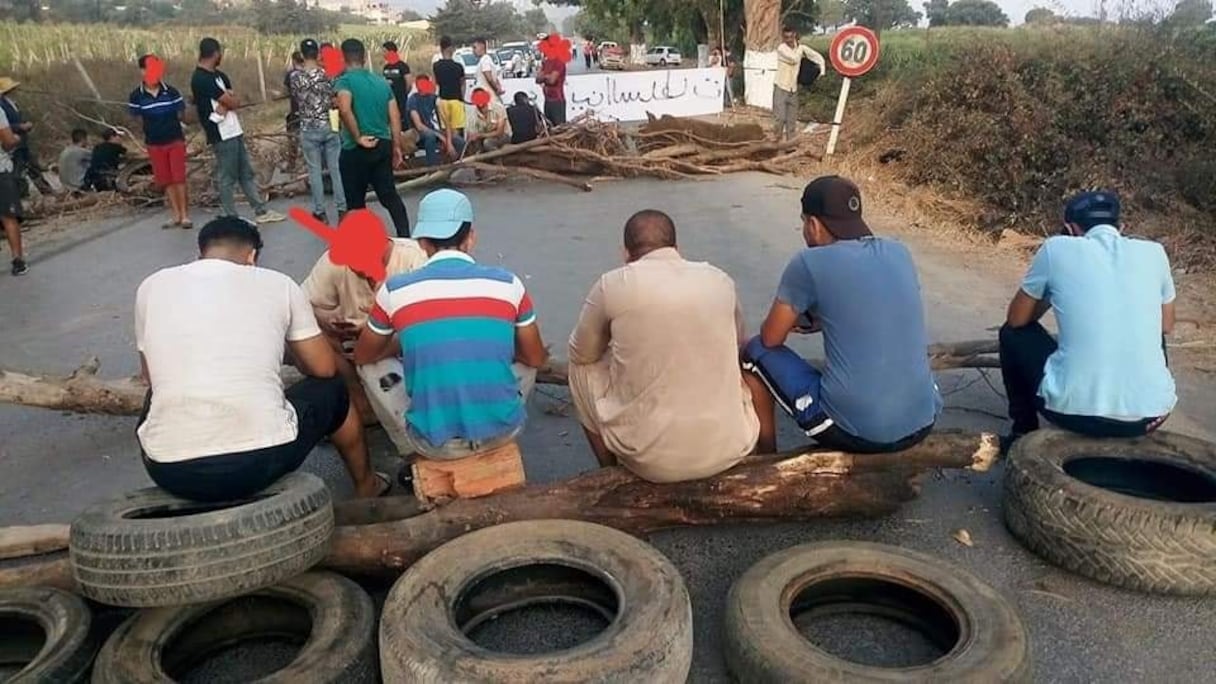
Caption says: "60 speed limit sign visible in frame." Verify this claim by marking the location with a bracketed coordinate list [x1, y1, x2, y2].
[825, 27, 880, 155]
[829, 27, 880, 78]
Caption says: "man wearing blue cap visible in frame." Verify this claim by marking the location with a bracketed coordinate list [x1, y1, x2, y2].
[999, 190, 1176, 449]
[353, 189, 549, 460]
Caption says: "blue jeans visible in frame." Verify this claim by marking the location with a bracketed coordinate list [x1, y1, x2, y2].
[300, 127, 345, 215]
[212, 136, 267, 218]
[418, 130, 465, 166]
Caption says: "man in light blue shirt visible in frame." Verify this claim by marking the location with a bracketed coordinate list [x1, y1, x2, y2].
[999, 190, 1176, 448]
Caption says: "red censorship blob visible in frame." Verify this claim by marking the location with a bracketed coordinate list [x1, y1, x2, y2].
[143, 55, 165, 86]
[471, 89, 490, 107]
[540, 34, 572, 63]
[289, 207, 389, 283]
[320, 45, 344, 78]
[385, 49, 400, 64]
[417, 77, 436, 95]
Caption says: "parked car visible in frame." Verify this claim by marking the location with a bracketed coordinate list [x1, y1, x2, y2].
[597, 41, 619, 55]
[644, 46, 682, 67]
[601, 45, 626, 70]
[454, 48, 479, 80]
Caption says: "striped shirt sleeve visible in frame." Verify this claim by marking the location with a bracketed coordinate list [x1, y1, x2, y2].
[513, 276, 536, 327]
[367, 283, 394, 335]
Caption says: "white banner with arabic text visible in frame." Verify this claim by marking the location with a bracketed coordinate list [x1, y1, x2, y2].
[499, 68, 726, 123]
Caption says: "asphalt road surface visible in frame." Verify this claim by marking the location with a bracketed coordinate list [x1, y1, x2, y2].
[1, 173, 1213, 681]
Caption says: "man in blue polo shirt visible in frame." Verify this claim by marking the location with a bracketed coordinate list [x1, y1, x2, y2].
[353, 189, 549, 460]
[999, 191, 1176, 448]
[129, 54, 192, 228]
[742, 175, 941, 454]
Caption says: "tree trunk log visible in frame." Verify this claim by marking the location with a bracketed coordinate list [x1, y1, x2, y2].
[0, 341, 999, 416]
[744, 0, 781, 51]
[0, 432, 996, 591]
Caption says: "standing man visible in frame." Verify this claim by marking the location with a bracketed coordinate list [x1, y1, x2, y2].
[290, 39, 346, 223]
[129, 54, 191, 228]
[282, 51, 304, 171]
[773, 26, 824, 141]
[583, 39, 594, 69]
[135, 217, 389, 501]
[537, 37, 567, 126]
[0, 78, 51, 197]
[0, 102, 27, 275]
[406, 75, 460, 167]
[354, 189, 549, 461]
[381, 41, 412, 126]
[999, 191, 1176, 448]
[433, 37, 467, 137]
[191, 38, 285, 223]
[57, 129, 92, 192]
[334, 38, 411, 238]
[473, 38, 505, 102]
[742, 176, 941, 453]
[568, 210, 762, 482]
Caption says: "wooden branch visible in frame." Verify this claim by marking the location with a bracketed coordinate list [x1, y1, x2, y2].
[466, 162, 593, 192]
[0, 341, 1001, 416]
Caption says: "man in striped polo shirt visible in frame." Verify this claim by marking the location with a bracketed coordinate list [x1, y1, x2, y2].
[353, 189, 549, 459]
[128, 54, 191, 229]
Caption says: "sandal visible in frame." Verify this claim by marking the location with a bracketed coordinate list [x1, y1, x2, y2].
[180, 219, 194, 230]
[161, 220, 179, 230]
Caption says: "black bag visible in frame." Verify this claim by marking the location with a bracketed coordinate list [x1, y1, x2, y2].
[797, 56, 821, 87]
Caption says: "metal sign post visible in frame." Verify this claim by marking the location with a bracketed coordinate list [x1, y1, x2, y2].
[825, 27, 880, 157]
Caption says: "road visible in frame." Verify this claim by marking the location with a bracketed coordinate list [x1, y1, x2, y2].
[1, 173, 1213, 681]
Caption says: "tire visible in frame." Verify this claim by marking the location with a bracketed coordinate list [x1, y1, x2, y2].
[1003, 428, 1216, 595]
[379, 519, 692, 683]
[91, 571, 376, 683]
[724, 541, 1031, 683]
[70, 472, 334, 607]
[0, 587, 94, 683]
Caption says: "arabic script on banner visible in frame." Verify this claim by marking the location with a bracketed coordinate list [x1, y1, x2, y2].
[499, 67, 727, 123]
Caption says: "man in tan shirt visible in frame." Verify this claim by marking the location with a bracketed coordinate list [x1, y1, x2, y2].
[567, 210, 765, 483]
[774, 26, 825, 141]
[302, 235, 426, 453]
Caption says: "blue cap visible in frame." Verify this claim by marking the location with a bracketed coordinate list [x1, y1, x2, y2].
[1065, 190, 1120, 227]
[412, 189, 474, 240]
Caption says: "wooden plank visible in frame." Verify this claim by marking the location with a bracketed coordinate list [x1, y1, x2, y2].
[0, 524, 70, 560]
[411, 441, 526, 503]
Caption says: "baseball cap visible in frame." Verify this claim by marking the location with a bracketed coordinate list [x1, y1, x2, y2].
[413, 189, 474, 240]
[800, 176, 872, 240]
[1064, 190, 1120, 227]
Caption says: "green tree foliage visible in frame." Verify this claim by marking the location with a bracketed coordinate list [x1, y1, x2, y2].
[252, 0, 339, 36]
[522, 7, 553, 35]
[924, 0, 949, 25]
[399, 8, 425, 21]
[1168, 0, 1213, 25]
[429, 0, 540, 43]
[820, 0, 847, 27]
[943, 0, 1008, 25]
[1024, 7, 1056, 23]
[844, 0, 922, 30]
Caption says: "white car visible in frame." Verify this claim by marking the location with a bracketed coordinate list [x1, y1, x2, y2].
[454, 48, 479, 80]
[644, 46, 682, 67]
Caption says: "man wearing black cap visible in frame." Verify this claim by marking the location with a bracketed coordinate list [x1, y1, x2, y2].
[741, 175, 941, 454]
[998, 190, 1176, 448]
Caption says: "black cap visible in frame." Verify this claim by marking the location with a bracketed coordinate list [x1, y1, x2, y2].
[1064, 190, 1120, 228]
[801, 176, 871, 240]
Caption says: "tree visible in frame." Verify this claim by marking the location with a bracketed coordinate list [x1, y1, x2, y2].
[844, 0, 922, 30]
[251, 0, 338, 35]
[522, 7, 552, 35]
[924, 0, 948, 25]
[429, 0, 528, 43]
[819, 0, 846, 27]
[942, 0, 1008, 25]
[1024, 7, 1055, 23]
[399, 8, 424, 21]
[1168, 0, 1213, 25]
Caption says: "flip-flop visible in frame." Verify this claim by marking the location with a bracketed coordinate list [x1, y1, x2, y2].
[180, 219, 194, 230]
[374, 471, 393, 498]
[161, 220, 178, 230]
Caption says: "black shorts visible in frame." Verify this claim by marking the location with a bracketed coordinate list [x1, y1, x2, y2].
[0, 171, 21, 220]
[140, 376, 350, 502]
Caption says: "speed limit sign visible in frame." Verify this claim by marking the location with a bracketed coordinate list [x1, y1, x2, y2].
[829, 27, 880, 78]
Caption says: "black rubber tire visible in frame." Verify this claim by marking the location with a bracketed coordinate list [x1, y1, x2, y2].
[724, 541, 1031, 683]
[379, 519, 693, 683]
[69, 472, 334, 607]
[90, 571, 376, 683]
[0, 587, 94, 683]
[1003, 428, 1216, 595]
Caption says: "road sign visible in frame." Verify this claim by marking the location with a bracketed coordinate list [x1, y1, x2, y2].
[829, 27, 880, 79]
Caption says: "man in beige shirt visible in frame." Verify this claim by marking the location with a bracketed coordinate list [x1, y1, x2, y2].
[774, 26, 825, 141]
[302, 235, 426, 452]
[567, 210, 765, 483]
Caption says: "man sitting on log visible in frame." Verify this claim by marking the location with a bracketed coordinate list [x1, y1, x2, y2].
[301, 222, 426, 451]
[999, 190, 1175, 450]
[568, 210, 763, 481]
[354, 189, 549, 460]
[742, 176, 941, 453]
[134, 217, 390, 501]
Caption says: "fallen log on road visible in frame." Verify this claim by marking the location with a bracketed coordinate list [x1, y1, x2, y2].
[0, 340, 998, 416]
[0, 431, 997, 591]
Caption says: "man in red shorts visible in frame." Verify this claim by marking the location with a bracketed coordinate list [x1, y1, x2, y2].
[128, 54, 192, 229]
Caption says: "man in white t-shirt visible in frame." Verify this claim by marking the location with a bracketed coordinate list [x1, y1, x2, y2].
[473, 37, 505, 101]
[134, 217, 390, 501]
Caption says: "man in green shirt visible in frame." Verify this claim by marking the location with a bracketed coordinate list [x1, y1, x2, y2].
[333, 38, 410, 237]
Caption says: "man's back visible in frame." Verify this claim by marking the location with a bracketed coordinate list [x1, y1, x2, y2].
[334, 69, 392, 147]
[507, 103, 540, 143]
[289, 66, 333, 129]
[135, 259, 321, 461]
[382, 59, 410, 114]
[434, 59, 464, 101]
[1025, 227, 1175, 418]
[58, 145, 90, 188]
[784, 237, 939, 442]
[570, 248, 758, 481]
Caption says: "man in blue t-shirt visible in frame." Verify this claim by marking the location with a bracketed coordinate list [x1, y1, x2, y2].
[999, 191, 1176, 449]
[741, 176, 941, 453]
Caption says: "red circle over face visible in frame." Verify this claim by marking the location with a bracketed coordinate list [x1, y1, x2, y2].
[829, 27, 880, 78]
[417, 78, 436, 95]
[471, 89, 491, 107]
